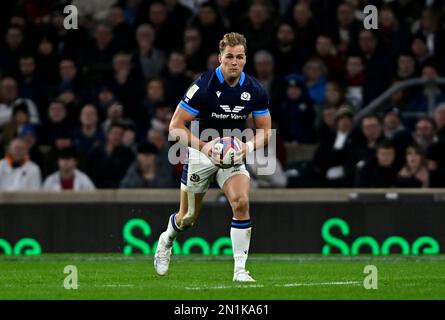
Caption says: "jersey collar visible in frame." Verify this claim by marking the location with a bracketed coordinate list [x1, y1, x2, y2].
[216, 65, 245, 87]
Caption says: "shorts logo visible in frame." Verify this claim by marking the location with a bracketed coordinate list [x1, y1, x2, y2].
[241, 92, 251, 101]
[190, 174, 200, 182]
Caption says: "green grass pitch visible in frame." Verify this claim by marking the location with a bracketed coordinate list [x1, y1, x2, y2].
[1, 254, 445, 299]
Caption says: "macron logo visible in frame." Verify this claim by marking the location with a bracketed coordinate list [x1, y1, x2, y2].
[220, 105, 244, 113]
[216, 91, 221, 98]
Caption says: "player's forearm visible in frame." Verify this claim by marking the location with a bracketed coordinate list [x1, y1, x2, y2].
[169, 123, 206, 151]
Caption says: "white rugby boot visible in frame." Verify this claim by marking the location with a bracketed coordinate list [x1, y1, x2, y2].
[233, 270, 256, 282]
[154, 232, 172, 276]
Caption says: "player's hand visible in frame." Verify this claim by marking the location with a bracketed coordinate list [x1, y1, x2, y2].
[233, 139, 248, 165]
[201, 138, 223, 167]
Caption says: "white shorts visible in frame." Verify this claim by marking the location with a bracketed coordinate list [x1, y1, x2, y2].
[180, 147, 250, 193]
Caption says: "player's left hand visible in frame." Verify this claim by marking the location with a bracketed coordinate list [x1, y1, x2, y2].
[233, 140, 248, 165]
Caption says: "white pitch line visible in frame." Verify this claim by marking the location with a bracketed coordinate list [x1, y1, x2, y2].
[281, 281, 360, 287]
[99, 284, 135, 288]
[184, 281, 359, 291]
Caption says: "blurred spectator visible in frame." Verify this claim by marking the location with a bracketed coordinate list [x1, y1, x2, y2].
[95, 85, 117, 121]
[73, 104, 106, 156]
[351, 114, 385, 165]
[56, 59, 85, 98]
[120, 141, 174, 188]
[324, 81, 345, 109]
[301, 58, 327, 105]
[150, 104, 174, 134]
[101, 102, 129, 133]
[214, 0, 241, 30]
[123, 121, 138, 152]
[144, 1, 173, 52]
[381, 107, 412, 167]
[313, 34, 343, 80]
[17, 54, 48, 115]
[147, 126, 175, 181]
[237, 2, 275, 59]
[120, 0, 143, 26]
[39, 99, 73, 145]
[0, 26, 25, 75]
[394, 54, 417, 81]
[271, 22, 300, 76]
[88, 122, 135, 188]
[377, 6, 411, 60]
[394, 143, 430, 188]
[38, 8, 88, 61]
[108, 4, 136, 51]
[354, 140, 399, 187]
[410, 34, 435, 69]
[57, 88, 81, 126]
[434, 103, 445, 140]
[183, 27, 206, 78]
[190, 1, 227, 57]
[0, 77, 40, 128]
[382, 107, 409, 140]
[413, 8, 445, 66]
[161, 50, 191, 103]
[35, 37, 59, 85]
[133, 24, 166, 80]
[163, 0, 193, 48]
[311, 106, 355, 187]
[42, 146, 96, 192]
[316, 105, 337, 143]
[19, 123, 43, 169]
[0, 138, 41, 191]
[276, 74, 316, 143]
[358, 29, 391, 105]
[427, 136, 445, 187]
[138, 77, 167, 134]
[413, 117, 438, 151]
[107, 51, 142, 119]
[344, 55, 366, 111]
[405, 65, 445, 116]
[385, 79, 412, 110]
[287, 2, 319, 61]
[41, 130, 87, 179]
[330, 2, 361, 54]
[206, 53, 220, 71]
[72, 0, 115, 21]
[253, 50, 279, 100]
[80, 23, 117, 82]
[1, 102, 32, 147]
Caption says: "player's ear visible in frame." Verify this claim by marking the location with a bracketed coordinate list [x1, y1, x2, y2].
[218, 54, 222, 64]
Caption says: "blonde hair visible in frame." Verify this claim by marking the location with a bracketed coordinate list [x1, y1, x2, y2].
[219, 32, 247, 54]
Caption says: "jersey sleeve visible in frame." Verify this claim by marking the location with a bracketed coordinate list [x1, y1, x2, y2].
[178, 76, 206, 117]
[252, 86, 270, 117]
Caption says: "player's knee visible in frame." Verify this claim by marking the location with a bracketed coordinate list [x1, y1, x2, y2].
[231, 195, 249, 216]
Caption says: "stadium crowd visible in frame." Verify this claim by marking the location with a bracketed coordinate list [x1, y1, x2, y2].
[1, 0, 445, 191]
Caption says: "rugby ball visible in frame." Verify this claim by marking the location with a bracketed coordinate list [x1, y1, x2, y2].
[213, 137, 241, 169]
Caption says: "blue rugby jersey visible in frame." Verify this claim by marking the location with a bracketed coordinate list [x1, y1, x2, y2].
[178, 66, 270, 140]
